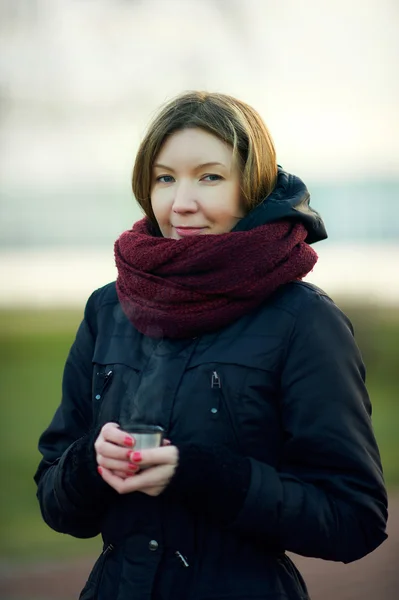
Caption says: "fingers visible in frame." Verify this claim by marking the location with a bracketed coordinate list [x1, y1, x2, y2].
[112, 469, 130, 480]
[96, 441, 135, 461]
[141, 486, 166, 497]
[129, 446, 178, 468]
[97, 454, 140, 474]
[98, 446, 177, 478]
[95, 422, 135, 456]
[96, 422, 136, 449]
[98, 464, 176, 495]
[131, 464, 174, 488]
[94, 425, 177, 487]
[94, 422, 138, 474]
[99, 466, 131, 493]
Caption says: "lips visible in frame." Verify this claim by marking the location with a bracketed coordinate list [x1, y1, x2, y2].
[174, 227, 207, 237]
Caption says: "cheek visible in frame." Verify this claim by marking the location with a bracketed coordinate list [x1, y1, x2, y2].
[205, 191, 243, 222]
[150, 192, 168, 222]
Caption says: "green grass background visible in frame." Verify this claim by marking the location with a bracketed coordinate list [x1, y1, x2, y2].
[0, 303, 398, 562]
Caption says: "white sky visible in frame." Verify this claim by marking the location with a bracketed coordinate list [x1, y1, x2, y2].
[0, 0, 398, 188]
[0, 0, 398, 304]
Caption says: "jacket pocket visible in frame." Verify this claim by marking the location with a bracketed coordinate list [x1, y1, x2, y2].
[92, 366, 115, 422]
[210, 370, 243, 452]
[91, 362, 142, 427]
[79, 543, 114, 600]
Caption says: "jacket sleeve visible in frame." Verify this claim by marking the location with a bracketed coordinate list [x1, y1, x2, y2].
[34, 290, 115, 538]
[229, 291, 388, 563]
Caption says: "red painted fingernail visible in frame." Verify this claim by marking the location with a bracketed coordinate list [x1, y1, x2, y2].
[128, 463, 139, 471]
[132, 451, 142, 462]
[97, 466, 103, 475]
[126, 450, 133, 460]
[124, 436, 134, 447]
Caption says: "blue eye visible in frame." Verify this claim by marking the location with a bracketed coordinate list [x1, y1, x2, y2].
[203, 174, 222, 181]
[157, 175, 175, 183]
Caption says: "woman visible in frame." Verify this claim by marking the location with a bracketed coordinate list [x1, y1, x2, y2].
[35, 91, 388, 600]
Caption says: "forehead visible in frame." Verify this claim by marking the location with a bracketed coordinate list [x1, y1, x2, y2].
[155, 128, 233, 165]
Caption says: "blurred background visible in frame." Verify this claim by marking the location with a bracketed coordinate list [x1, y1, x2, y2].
[0, 0, 398, 598]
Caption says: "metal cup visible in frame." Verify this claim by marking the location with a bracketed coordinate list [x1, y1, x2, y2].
[120, 423, 164, 451]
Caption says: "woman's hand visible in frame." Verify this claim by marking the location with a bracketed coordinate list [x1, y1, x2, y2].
[98, 445, 178, 496]
[95, 422, 140, 479]
[95, 422, 178, 496]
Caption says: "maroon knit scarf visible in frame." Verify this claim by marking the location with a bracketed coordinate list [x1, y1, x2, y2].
[114, 218, 317, 338]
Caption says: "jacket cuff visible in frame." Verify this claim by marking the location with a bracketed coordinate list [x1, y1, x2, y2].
[55, 429, 114, 510]
[230, 458, 283, 539]
[168, 443, 251, 526]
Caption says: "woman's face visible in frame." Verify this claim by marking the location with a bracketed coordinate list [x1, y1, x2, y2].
[151, 128, 245, 239]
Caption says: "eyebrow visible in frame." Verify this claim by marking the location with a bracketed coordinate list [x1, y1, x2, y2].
[153, 161, 226, 172]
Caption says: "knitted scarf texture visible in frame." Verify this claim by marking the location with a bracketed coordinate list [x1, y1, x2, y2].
[114, 218, 317, 338]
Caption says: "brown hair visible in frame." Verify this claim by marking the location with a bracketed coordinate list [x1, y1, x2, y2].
[132, 91, 278, 222]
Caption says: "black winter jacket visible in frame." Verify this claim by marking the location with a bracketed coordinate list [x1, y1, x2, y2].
[35, 169, 388, 600]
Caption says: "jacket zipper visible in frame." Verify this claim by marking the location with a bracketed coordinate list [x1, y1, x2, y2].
[102, 543, 114, 557]
[210, 371, 221, 417]
[211, 370, 242, 451]
[211, 371, 221, 389]
[94, 544, 114, 595]
[95, 369, 113, 400]
[175, 550, 189, 567]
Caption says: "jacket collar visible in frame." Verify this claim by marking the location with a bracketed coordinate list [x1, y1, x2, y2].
[232, 166, 328, 245]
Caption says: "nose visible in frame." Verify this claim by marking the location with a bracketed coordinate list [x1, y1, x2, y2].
[172, 182, 198, 214]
